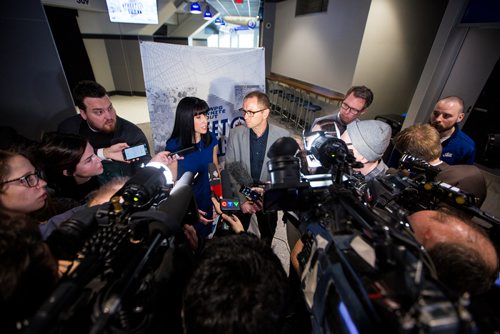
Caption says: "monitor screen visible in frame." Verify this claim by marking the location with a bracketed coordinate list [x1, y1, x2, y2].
[105, 0, 158, 24]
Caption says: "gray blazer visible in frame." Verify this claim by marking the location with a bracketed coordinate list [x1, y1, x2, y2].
[225, 123, 290, 201]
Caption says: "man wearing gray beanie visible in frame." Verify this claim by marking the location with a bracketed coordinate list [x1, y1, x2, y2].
[340, 120, 392, 180]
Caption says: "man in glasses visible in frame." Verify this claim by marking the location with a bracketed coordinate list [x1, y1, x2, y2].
[225, 91, 290, 246]
[311, 85, 374, 135]
[58, 80, 151, 183]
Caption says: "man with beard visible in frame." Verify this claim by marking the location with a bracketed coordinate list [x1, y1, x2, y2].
[430, 96, 475, 165]
[58, 81, 151, 182]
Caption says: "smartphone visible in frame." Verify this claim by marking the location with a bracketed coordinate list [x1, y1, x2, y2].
[220, 198, 240, 213]
[168, 146, 197, 157]
[122, 144, 149, 161]
[240, 186, 262, 202]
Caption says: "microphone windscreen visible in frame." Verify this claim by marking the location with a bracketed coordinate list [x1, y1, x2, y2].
[267, 137, 299, 159]
[226, 161, 254, 186]
[220, 169, 234, 198]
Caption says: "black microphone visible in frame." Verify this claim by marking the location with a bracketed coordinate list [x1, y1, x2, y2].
[267, 136, 300, 159]
[226, 161, 254, 186]
[226, 162, 262, 202]
[208, 162, 222, 198]
[220, 169, 240, 212]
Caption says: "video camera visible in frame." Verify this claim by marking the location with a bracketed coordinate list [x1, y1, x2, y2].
[263, 131, 499, 333]
[25, 167, 199, 334]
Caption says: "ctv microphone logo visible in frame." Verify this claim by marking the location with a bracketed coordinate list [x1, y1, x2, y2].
[220, 199, 240, 211]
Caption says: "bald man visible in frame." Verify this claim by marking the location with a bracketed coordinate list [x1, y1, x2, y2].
[407, 209, 498, 295]
[430, 96, 475, 165]
[292, 208, 498, 296]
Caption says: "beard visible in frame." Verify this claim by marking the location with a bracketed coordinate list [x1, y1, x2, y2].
[88, 119, 116, 133]
[431, 122, 454, 133]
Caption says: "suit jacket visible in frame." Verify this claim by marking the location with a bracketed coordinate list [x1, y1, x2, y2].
[225, 123, 290, 202]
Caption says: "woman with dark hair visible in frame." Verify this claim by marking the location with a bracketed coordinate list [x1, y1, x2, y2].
[38, 133, 104, 203]
[0, 150, 48, 216]
[165, 97, 219, 237]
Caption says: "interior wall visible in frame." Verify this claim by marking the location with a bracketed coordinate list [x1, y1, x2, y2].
[353, 0, 447, 121]
[82, 38, 115, 91]
[106, 38, 148, 94]
[0, 0, 75, 140]
[271, 0, 372, 93]
[441, 27, 500, 123]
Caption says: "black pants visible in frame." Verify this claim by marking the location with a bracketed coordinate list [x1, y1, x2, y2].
[237, 211, 278, 246]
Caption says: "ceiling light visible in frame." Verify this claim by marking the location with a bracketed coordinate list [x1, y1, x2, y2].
[214, 17, 222, 25]
[190, 2, 202, 14]
[203, 5, 212, 20]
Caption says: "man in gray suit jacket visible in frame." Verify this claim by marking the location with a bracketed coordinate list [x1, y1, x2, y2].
[225, 91, 290, 245]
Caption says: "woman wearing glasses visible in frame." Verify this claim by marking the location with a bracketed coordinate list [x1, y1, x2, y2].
[0, 150, 48, 216]
[38, 132, 104, 204]
[165, 96, 219, 238]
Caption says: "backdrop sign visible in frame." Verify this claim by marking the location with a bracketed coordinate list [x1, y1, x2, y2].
[139, 42, 265, 157]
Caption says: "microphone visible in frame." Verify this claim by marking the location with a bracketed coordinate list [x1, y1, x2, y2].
[226, 161, 254, 187]
[226, 162, 262, 202]
[267, 136, 300, 159]
[220, 169, 240, 212]
[208, 163, 222, 198]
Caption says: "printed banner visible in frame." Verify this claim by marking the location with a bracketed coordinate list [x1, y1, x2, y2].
[139, 42, 265, 158]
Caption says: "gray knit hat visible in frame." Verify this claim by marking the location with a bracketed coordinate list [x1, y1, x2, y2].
[347, 120, 392, 162]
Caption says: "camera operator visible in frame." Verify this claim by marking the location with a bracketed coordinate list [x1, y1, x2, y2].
[407, 208, 498, 295]
[392, 123, 487, 206]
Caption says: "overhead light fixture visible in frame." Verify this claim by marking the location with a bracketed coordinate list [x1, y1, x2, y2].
[214, 17, 222, 25]
[190, 2, 202, 14]
[203, 4, 212, 20]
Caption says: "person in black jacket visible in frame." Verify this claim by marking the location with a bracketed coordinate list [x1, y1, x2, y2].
[58, 80, 151, 183]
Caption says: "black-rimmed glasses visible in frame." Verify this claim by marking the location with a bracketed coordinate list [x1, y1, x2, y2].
[239, 107, 268, 117]
[341, 102, 363, 115]
[0, 171, 42, 188]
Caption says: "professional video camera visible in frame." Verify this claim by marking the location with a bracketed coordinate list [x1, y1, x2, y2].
[24, 167, 199, 334]
[263, 131, 499, 333]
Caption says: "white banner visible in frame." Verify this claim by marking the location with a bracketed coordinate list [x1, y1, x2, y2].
[139, 42, 265, 157]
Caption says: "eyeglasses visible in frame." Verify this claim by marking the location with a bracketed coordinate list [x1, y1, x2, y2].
[341, 102, 363, 115]
[0, 171, 42, 188]
[239, 107, 267, 117]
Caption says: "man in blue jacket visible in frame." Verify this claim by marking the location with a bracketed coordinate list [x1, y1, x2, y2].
[430, 96, 475, 165]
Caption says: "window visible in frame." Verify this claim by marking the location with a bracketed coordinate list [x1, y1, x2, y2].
[296, 0, 329, 16]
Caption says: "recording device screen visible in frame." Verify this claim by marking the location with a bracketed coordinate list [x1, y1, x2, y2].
[168, 146, 197, 157]
[122, 144, 148, 161]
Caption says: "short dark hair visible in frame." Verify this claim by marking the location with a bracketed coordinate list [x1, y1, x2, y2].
[345, 86, 374, 110]
[428, 242, 497, 295]
[38, 132, 87, 184]
[244, 90, 271, 109]
[183, 234, 288, 334]
[170, 96, 212, 148]
[0, 213, 58, 329]
[73, 80, 107, 111]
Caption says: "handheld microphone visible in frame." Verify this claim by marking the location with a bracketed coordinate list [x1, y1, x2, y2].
[208, 163, 222, 198]
[226, 162, 262, 202]
[220, 169, 240, 212]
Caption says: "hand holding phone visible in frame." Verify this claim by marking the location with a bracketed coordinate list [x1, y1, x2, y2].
[122, 144, 149, 161]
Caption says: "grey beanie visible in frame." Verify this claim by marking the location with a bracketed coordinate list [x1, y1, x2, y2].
[347, 120, 392, 162]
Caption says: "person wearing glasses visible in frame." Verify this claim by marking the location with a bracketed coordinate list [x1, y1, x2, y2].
[310, 85, 374, 135]
[225, 91, 290, 246]
[165, 96, 219, 238]
[37, 132, 104, 204]
[0, 150, 48, 216]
